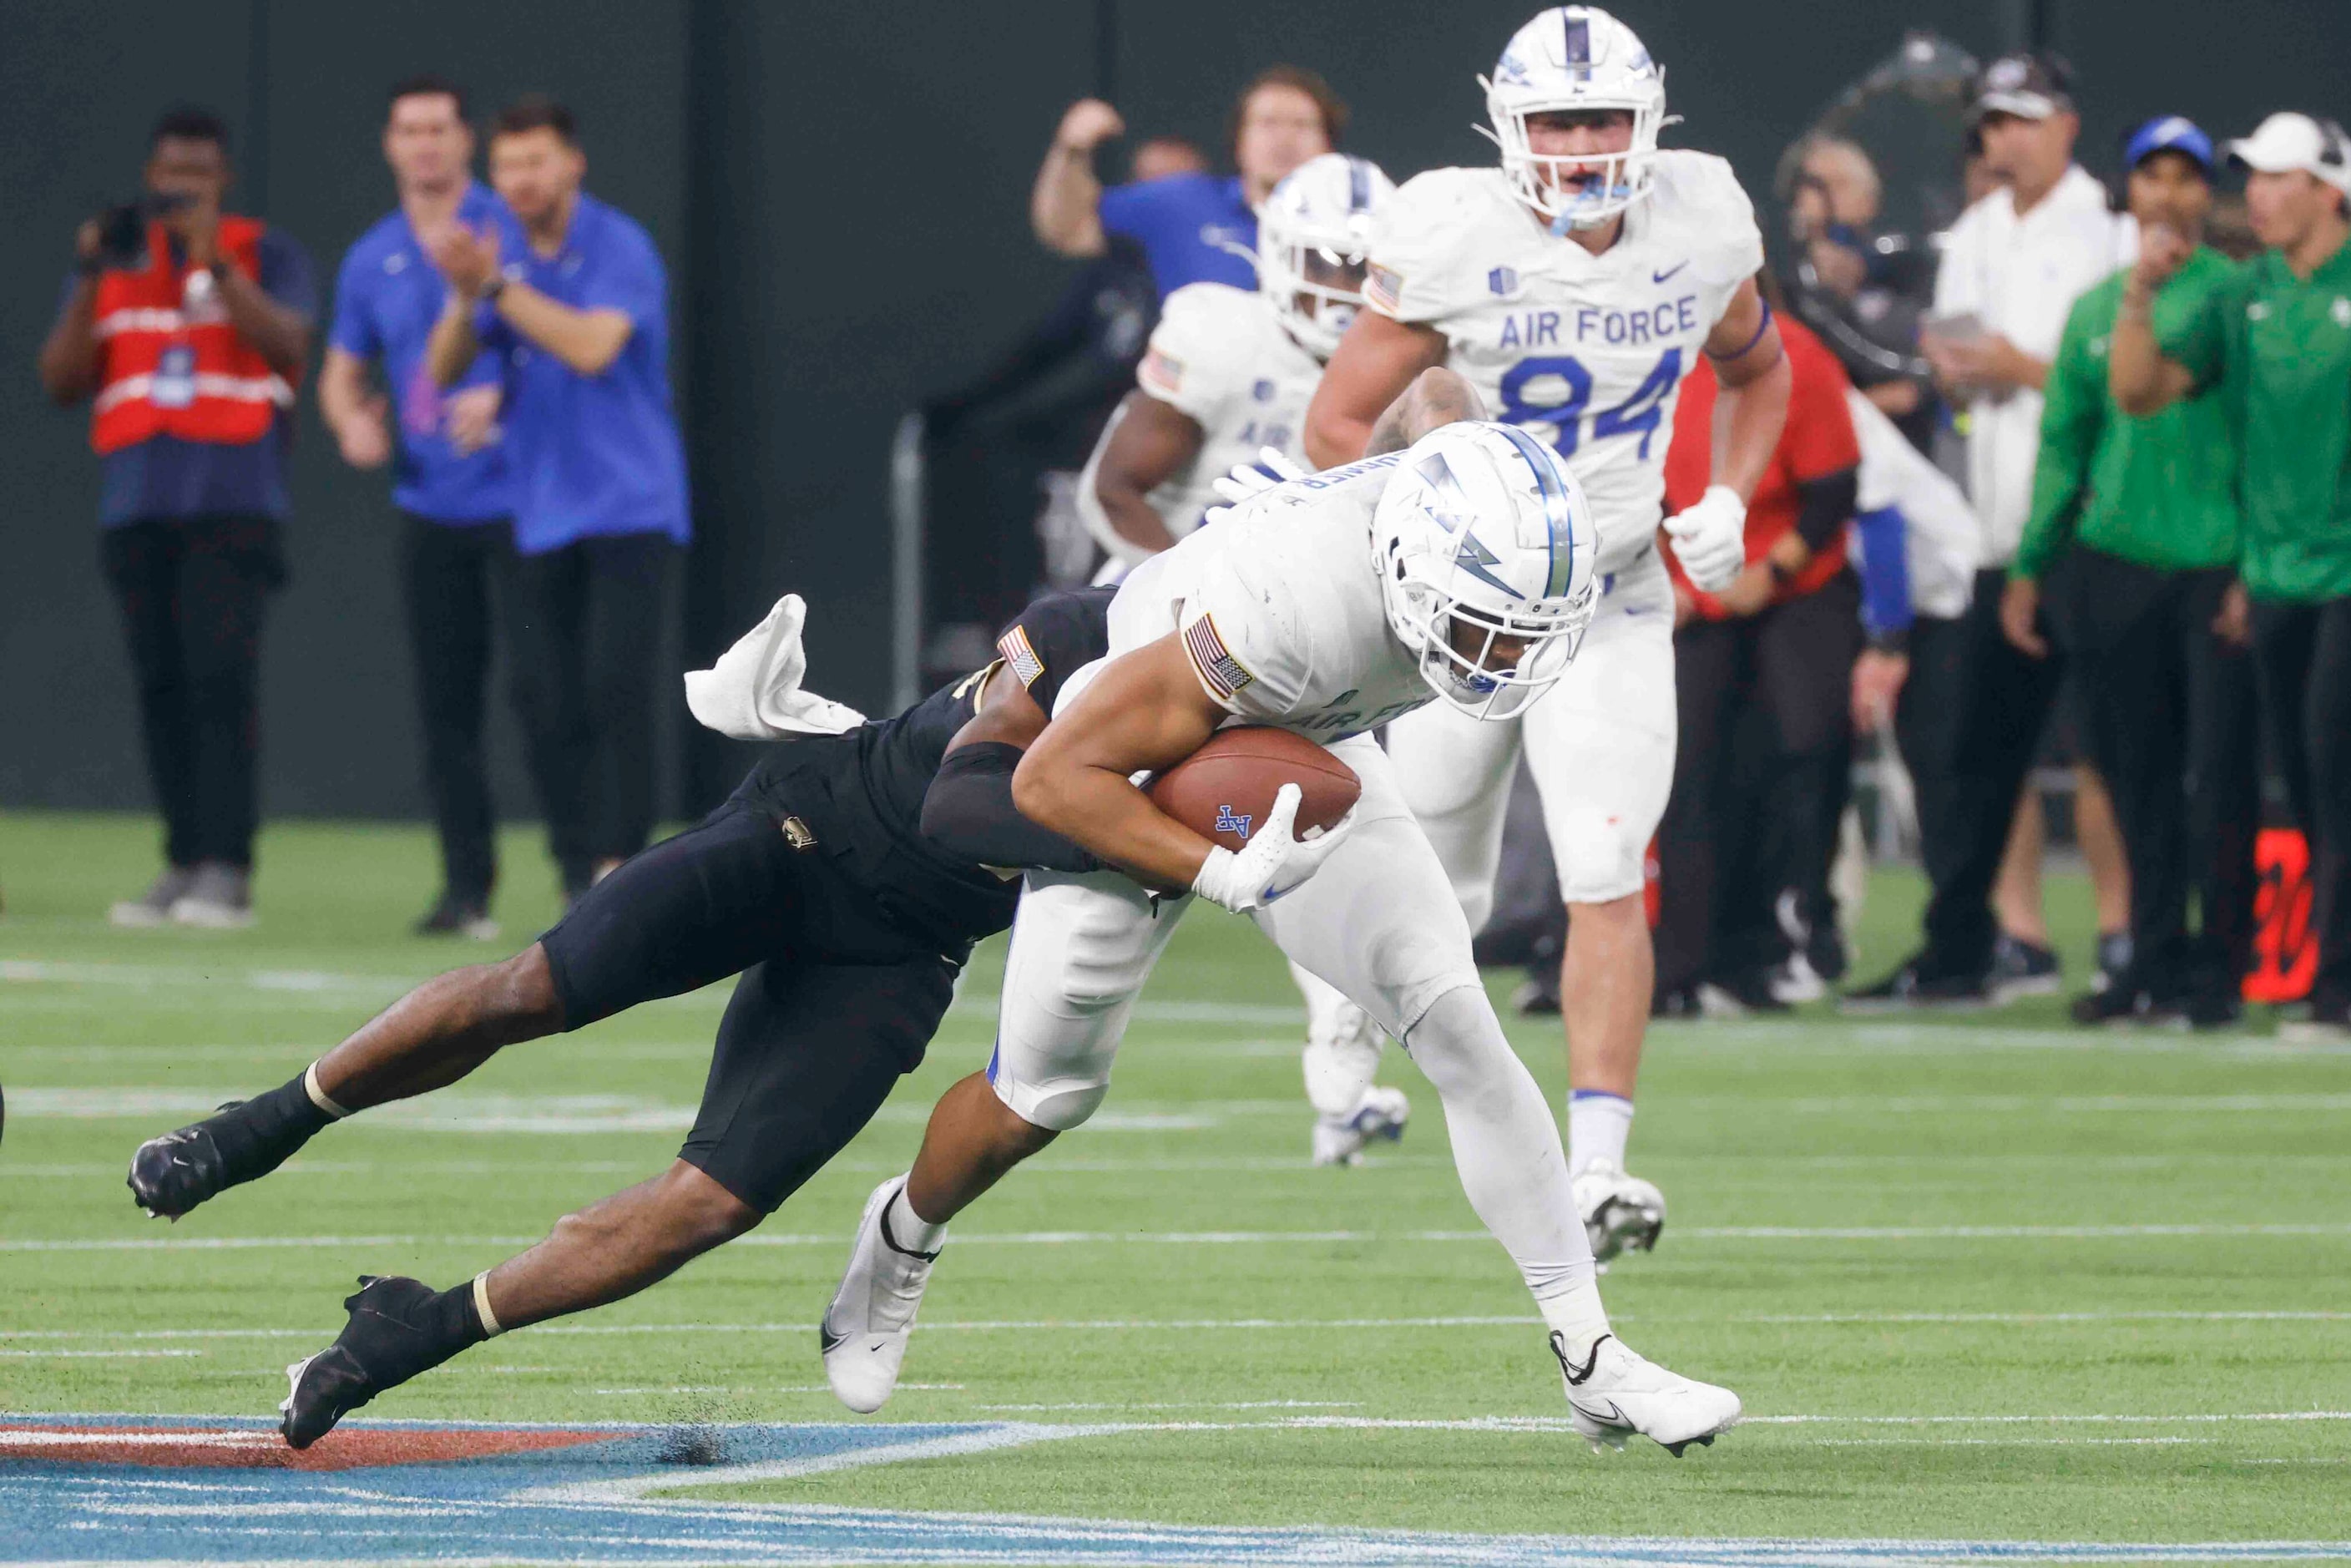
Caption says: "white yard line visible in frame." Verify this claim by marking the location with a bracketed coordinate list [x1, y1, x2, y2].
[11, 1222, 2348, 1253]
[8, 1307, 2347, 1345]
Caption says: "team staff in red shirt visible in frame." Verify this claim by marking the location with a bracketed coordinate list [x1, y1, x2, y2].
[1655, 311, 1866, 1014]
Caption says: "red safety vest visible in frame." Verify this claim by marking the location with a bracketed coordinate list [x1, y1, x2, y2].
[88, 216, 292, 455]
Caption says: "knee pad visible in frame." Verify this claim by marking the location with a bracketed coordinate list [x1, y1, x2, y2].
[986, 1050, 1110, 1132]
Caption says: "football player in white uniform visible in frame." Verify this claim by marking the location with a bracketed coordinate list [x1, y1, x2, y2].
[821, 376, 1745, 1457]
[1302, 5, 1790, 1263]
[1079, 151, 1415, 1166]
[1080, 152, 1394, 572]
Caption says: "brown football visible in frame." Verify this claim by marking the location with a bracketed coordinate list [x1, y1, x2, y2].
[1148, 728, 1362, 853]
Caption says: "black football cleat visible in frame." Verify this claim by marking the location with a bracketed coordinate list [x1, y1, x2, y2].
[281, 1276, 470, 1449]
[126, 1117, 235, 1219]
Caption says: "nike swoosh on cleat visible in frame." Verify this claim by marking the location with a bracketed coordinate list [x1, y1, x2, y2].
[818, 1323, 848, 1355]
[1653, 262, 1689, 284]
[1571, 1396, 1632, 1430]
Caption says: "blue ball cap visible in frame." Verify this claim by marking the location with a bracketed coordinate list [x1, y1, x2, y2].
[2126, 114, 2214, 175]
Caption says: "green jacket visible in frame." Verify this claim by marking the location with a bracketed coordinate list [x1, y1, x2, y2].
[2015, 249, 2241, 582]
[2163, 235, 2351, 603]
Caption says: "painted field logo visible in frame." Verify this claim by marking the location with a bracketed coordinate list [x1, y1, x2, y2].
[1213, 804, 1253, 839]
[0, 1416, 2346, 1565]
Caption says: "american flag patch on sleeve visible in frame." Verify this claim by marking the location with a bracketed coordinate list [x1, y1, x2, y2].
[996, 625, 1046, 689]
[1364, 263, 1404, 314]
[1181, 613, 1255, 701]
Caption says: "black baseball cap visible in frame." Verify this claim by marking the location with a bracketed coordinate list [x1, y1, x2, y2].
[1969, 53, 2076, 125]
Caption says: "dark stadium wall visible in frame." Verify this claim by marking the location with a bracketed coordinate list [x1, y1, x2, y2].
[5, 0, 2348, 821]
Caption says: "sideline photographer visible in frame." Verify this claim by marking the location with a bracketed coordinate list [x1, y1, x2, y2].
[37, 106, 316, 928]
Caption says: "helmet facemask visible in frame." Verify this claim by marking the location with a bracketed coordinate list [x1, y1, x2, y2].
[1263, 238, 1369, 358]
[1380, 545, 1596, 720]
[1481, 95, 1671, 232]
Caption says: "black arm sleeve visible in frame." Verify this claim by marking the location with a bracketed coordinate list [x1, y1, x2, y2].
[1792, 466, 1860, 554]
[922, 741, 1101, 874]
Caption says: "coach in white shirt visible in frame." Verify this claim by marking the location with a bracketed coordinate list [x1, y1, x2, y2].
[1851, 52, 2134, 1008]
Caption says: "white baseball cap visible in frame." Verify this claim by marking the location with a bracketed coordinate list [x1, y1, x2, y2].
[2226, 112, 2351, 195]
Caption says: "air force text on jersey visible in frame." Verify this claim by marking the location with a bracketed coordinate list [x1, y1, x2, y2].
[1494, 292, 1704, 352]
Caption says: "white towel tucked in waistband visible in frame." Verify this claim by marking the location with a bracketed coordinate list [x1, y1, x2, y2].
[683, 593, 867, 740]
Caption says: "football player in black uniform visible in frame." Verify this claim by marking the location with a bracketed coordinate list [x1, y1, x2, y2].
[124, 587, 1114, 1449]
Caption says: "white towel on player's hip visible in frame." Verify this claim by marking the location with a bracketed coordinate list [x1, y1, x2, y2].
[684, 593, 867, 740]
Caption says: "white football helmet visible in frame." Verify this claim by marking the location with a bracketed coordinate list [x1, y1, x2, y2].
[1481, 7, 1676, 231]
[1374, 422, 1600, 720]
[1256, 153, 1395, 358]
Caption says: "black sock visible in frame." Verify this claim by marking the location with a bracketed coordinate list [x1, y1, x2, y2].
[205, 1073, 336, 1186]
[339, 1277, 492, 1393]
[425, 1279, 492, 1352]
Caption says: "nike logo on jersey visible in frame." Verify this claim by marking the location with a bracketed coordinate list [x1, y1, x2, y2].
[1652, 261, 1689, 284]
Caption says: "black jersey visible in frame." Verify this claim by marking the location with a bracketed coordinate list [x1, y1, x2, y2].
[739, 586, 1113, 952]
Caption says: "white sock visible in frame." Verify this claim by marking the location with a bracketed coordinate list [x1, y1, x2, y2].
[1536, 1277, 1612, 1356]
[888, 1181, 948, 1253]
[1567, 1090, 1634, 1173]
[1403, 986, 1597, 1302]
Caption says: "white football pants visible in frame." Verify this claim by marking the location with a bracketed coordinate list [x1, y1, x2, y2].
[986, 732, 1596, 1302]
[1384, 550, 1678, 920]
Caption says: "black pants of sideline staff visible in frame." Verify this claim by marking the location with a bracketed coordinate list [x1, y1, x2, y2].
[1656, 571, 1861, 995]
[400, 514, 517, 909]
[508, 534, 676, 897]
[100, 513, 284, 870]
[2249, 594, 2351, 1017]
[2068, 553, 2257, 1008]
[1912, 564, 2068, 982]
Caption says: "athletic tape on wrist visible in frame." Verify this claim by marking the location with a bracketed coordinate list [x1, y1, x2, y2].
[302, 1062, 350, 1120]
[473, 1272, 503, 1338]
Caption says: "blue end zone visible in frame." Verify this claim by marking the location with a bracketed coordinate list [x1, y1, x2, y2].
[3, 1414, 2347, 1565]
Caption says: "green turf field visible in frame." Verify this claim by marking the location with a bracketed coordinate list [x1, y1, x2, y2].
[3, 810, 2348, 1558]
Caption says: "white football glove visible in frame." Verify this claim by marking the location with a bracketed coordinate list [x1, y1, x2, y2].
[1190, 782, 1355, 914]
[1664, 484, 1748, 592]
[1208, 447, 1309, 507]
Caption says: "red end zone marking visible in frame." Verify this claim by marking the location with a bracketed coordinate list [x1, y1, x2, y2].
[0, 1423, 614, 1471]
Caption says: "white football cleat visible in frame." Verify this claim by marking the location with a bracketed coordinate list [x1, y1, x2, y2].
[1552, 1330, 1741, 1456]
[820, 1177, 940, 1414]
[1310, 1085, 1411, 1166]
[1572, 1157, 1666, 1263]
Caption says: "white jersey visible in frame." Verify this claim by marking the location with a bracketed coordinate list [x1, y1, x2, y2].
[1108, 451, 1431, 742]
[1080, 283, 1324, 561]
[1365, 152, 1763, 574]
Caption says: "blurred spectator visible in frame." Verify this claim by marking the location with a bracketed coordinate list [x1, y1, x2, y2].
[1030, 67, 1344, 296]
[1853, 53, 2135, 1007]
[2112, 111, 2351, 1042]
[426, 95, 689, 899]
[2005, 117, 2256, 1028]
[1655, 311, 1863, 1014]
[38, 106, 316, 929]
[1785, 135, 1940, 451]
[321, 76, 523, 940]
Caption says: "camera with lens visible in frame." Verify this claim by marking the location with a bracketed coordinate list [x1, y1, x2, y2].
[90, 190, 196, 271]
